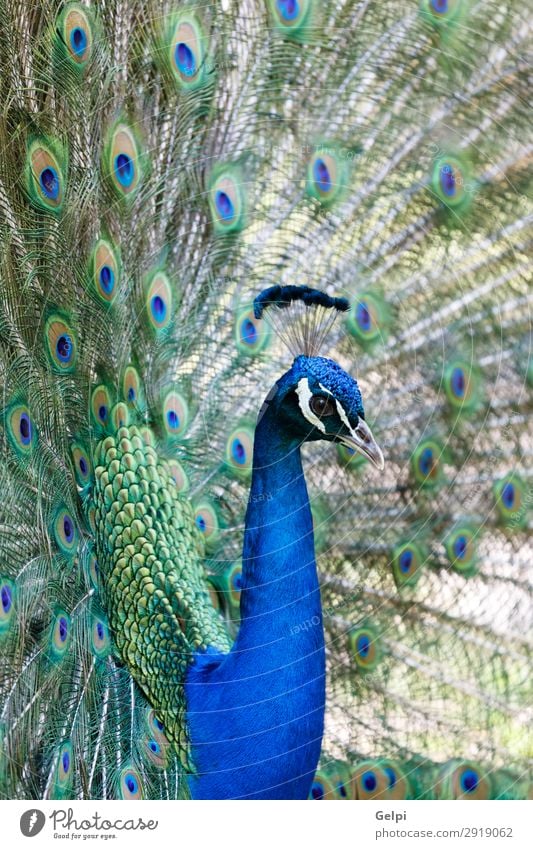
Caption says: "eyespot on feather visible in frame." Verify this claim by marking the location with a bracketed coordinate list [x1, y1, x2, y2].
[91, 238, 121, 304]
[346, 292, 390, 349]
[392, 540, 426, 588]
[168, 14, 208, 88]
[0, 579, 15, 636]
[444, 523, 478, 576]
[45, 315, 77, 372]
[103, 122, 143, 199]
[166, 459, 190, 493]
[431, 154, 472, 210]
[49, 610, 71, 660]
[5, 403, 37, 456]
[308, 769, 337, 800]
[268, 0, 316, 40]
[379, 760, 411, 800]
[420, 0, 464, 27]
[224, 424, 254, 479]
[162, 391, 189, 439]
[351, 761, 390, 799]
[111, 402, 129, 431]
[91, 385, 113, 428]
[118, 766, 144, 800]
[146, 272, 172, 333]
[70, 442, 93, 488]
[51, 742, 73, 798]
[411, 439, 444, 488]
[348, 623, 382, 672]
[58, 3, 93, 66]
[91, 612, 110, 658]
[493, 474, 527, 529]
[306, 147, 349, 206]
[122, 366, 143, 409]
[234, 308, 270, 356]
[436, 760, 490, 800]
[26, 139, 66, 213]
[221, 561, 243, 610]
[51, 507, 79, 558]
[193, 499, 220, 551]
[208, 166, 246, 234]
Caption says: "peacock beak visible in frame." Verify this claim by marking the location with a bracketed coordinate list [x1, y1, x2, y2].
[338, 419, 385, 471]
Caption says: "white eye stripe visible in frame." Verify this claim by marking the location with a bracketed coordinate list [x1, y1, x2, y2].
[296, 378, 326, 433]
[335, 399, 352, 431]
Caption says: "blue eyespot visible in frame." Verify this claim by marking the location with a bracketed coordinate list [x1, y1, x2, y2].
[461, 769, 479, 793]
[215, 190, 234, 221]
[19, 412, 32, 445]
[114, 153, 134, 188]
[96, 622, 104, 641]
[58, 616, 68, 643]
[175, 42, 196, 76]
[196, 515, 206, 532]
[154, 717, 165, 732]
[313, 158, 332, 193]
[362, 771, 377, 792]
[79, 457, 88, 475]
[62, 751, 70, 773]
[399, 549, 413, 573]
[451, 366, 465, 397]
[127, 387, 136, 402]
[70, 26, 87, 56]
[99, 265, 115, 295]
[242, 318, 257, 345]
[311, 781, 324, 799]
[125, 774, 138, 794]
[98, 404, 108, 422]
[231, 438, 246, 465]
[232, 571, 243, 592]
[63, 516, 74, 544]
[56, 334, 73, 363]
[431, 0, 448, 12]
[357, 634, 371, 657]
[40, 167, 59, 200]
[440, 164, 456, 197]
[151, 295, 167, 322]
[419, 447, 434, 476]
[276, 0, 300, 21]
[167, 410, 179, 430]
[502, 482, 515, 509]
[356, 302, 372, 332]
[453, 535, 467, 559]
[1, 585, 12, 613]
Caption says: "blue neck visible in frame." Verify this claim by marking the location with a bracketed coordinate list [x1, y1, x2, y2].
[186, 398, 326, 799]
[237, 405, 320, 643]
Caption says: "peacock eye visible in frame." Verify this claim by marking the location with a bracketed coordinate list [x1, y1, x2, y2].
[310, 395, 336, 417]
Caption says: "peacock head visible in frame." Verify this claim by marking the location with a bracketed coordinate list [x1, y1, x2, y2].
[267, 354, 384, 470]
[254, 285, 384, 470]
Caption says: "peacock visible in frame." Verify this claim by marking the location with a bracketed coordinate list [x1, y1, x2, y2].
[0, 0, 531, 801]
